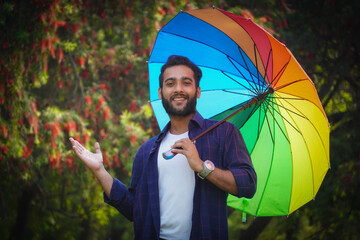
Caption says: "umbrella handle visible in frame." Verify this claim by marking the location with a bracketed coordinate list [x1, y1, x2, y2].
[162, 147, 183, 160]
[162, 148, 177, 160]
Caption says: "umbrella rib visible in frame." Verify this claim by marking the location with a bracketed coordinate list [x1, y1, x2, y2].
[253, 44, 263, 92]
[266, 98, 308, 120]
[275, 78, 309, 91]
[255, 103, 277, 217]
[238, 47, 260, 93]
[264, 48, 272, 86]
[263, 100, 291, 143]
[225, 57, 259, 94]
[265, 100, 302, 136]
[268, 96, 305, 101]
[221, 89, 256, 98]
[264, 102, 275, 145]
[221, 70, 257, 95]
[275, 98, 320, 200]
[279, 96, 330, 167]
[271, 56, 291, 85]
[257, 101, 263, 141]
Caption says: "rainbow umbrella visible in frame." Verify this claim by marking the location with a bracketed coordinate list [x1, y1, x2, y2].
[148, 8, 330, 216]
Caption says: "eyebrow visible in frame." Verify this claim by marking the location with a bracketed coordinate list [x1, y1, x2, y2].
[164, 76, 193, 82]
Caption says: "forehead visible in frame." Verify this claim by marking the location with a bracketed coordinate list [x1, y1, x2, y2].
[163, 65, 195, 80]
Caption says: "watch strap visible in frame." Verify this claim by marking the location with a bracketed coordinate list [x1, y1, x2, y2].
[197, 160, 214, 179]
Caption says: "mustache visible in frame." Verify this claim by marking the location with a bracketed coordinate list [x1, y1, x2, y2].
[170, 94, 189, 101]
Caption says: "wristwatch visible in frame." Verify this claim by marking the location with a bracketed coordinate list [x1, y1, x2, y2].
[197, 160, 215, 179]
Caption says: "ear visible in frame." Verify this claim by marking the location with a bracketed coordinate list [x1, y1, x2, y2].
[158, 88, 162, 99]
[196, 86, 201, 98]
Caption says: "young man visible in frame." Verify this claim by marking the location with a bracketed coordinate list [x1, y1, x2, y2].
[69, 55, 256, 239]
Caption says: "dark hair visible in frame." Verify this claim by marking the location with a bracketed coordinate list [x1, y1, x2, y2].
[159, 55, 202, 88]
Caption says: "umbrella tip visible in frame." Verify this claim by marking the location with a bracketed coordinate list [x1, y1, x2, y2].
[212, 5, 216, 9]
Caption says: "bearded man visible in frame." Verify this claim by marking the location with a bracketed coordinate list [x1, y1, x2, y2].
[70, 55, 256, 240]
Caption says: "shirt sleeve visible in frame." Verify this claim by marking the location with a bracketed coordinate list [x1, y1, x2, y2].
[224, 122, 257, 198]
[103, 144, 144, 221]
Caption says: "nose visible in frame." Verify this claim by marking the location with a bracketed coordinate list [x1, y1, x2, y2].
[174, 81, 184, 93]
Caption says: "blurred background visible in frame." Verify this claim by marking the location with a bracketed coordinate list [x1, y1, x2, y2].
[0, 0, 359, 239]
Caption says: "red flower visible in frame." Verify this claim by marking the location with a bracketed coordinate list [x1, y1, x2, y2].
[66, 157, 74, 168]
[77, 56, 85, 66]
[45, 122, 51, 130]
[40, 39, 46, 52]
[1, 145, 9, 154]
[1, 125, 7, 138]
[113, 154, 120, 167]
[241, 10, 254, 19]
[130, 134, 138, 144]
[83, 131, 90, 143]
[49, 156, 56, 169]
[22, 145, 33, 158]
[85, 96, 92, 104]
[82, 69, 89, 79]
[72, 24, 78, 34]
[30, 101, 37, 112]
[80, 35, 86, 45]
[96, 97, 105, 112]
[125, 11, 132, 19]
[58, 80, 63, 88]
[103, 107, 110, 120]
[128, 100, 137, 112]
[67, 120, 77, 133]
[57, 20, 66, 27]
[102, 149, 108, 165]
[52, 122, 61, 139]
[18, 119, 24, 126]
[57, 48, 64, 63]
[123, 68, 129, 76]
[43, 55, 48, 72]
[99, 83, 107, 89]
[100, 10, 106, 20]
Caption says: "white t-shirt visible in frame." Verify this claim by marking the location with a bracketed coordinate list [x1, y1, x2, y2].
[158, 131, 195, 240]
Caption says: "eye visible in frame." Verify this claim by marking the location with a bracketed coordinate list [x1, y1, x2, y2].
[166, 81, 174, 86]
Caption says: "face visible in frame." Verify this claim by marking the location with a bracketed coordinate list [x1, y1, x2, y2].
[158, 65, 201, 117]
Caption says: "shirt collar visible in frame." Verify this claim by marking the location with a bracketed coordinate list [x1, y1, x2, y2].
[155, 111, 204, 143]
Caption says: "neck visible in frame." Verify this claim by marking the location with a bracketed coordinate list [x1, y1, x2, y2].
[169, 113, 194, 135]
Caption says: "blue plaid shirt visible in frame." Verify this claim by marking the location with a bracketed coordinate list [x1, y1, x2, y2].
[104, 112, 256, 239]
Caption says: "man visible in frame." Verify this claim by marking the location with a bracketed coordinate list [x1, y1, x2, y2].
[70, 55, 256, 239]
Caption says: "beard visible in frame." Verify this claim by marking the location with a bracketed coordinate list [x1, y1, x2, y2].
[161, 92, 197, 117]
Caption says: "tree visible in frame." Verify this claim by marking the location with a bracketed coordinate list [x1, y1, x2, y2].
[0, 0, 160, 239]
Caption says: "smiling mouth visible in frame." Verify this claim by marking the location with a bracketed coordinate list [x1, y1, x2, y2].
[171, 95, 188, 102]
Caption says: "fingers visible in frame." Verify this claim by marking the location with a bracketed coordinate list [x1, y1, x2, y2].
[171, 138, 194, 150]
[69, 137, 86, 155]
[94, 142, 101, 154]
[171, 138, 196, 155]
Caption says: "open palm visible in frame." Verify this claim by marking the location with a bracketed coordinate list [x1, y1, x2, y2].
[69, 137, 103, 171]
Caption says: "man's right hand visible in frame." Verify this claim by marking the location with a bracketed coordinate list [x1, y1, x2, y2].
[69, 137, 113, 197]
[69, 137, 103, 172]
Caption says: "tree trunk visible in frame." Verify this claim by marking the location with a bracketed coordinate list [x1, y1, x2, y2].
[9, 185, 35, 240]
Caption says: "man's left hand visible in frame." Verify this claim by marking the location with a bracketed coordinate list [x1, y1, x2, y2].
[171, 138, 203, 173]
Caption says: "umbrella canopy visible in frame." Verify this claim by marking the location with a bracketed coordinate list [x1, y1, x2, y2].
[148, 7, 330, 217]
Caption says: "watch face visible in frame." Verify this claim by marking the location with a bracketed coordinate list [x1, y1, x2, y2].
[205, 160, 215, 170]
